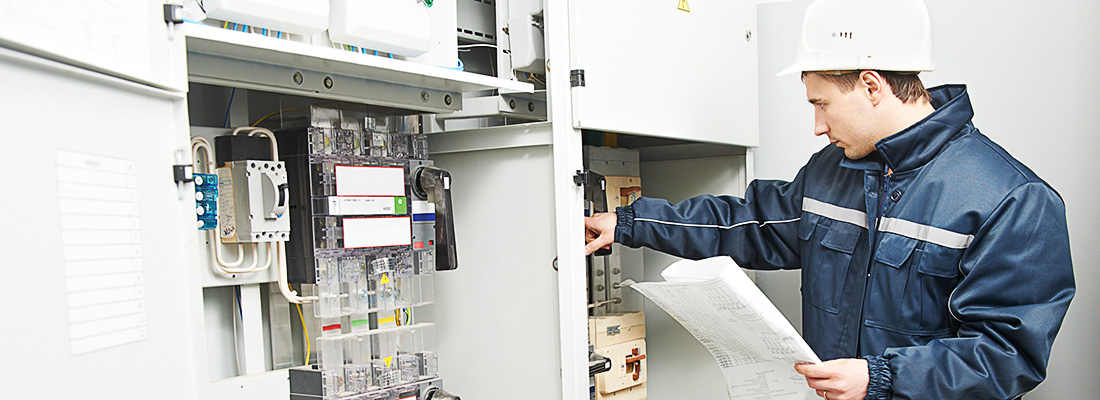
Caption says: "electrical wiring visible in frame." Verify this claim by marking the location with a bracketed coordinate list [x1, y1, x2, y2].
[278, 242, 317, 304]
[223, 88, 236, 128]
[457, 43, 499, 52]
[231, 286, 243, 376]
[251, 107, 308, 127]
[293, 286, 311, 366]
[192, 136, 272, 275]
[232, 127, 279, 161]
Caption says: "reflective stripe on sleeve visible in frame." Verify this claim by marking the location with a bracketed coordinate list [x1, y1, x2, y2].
[878, 217, 974, 249]
[802, 197, 868, 229]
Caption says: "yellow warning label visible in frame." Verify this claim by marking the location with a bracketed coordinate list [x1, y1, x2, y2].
[379, 316, 395, 324]
[677, 0, 689, 13]
[380, 273, 390, 284]
[384, 356, 393, 367]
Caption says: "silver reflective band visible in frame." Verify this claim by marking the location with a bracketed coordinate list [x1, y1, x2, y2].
[878, 217, 974, 249]
[802, 197, 868, 229]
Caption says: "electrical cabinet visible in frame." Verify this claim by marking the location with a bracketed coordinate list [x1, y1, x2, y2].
[1, 1, 759, 399]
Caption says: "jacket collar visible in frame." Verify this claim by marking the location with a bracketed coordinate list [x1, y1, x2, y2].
[839, 84, 974, 172]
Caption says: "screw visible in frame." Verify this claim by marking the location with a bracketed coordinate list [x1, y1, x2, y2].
[612, 268, 620, 274]
[597, 284, 605, 291]
[444, 94, 452, 105]
[292, 71, 304, 85]
[509, 99, 517, 109]
[746, 30, 752, 41]
[323, 76, 334, 89]
[596, 269, 605, 276]
[421, 91, 430, 102]
[528, 102, 535, 112]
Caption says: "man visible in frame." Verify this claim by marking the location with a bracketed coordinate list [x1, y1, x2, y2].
[583, 0, 1074, 399]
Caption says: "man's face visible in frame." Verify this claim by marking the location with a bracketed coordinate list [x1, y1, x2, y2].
[804, 73, 879, 159]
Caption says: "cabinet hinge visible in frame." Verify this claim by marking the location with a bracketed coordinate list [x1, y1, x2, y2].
[570, 69, 585, 87]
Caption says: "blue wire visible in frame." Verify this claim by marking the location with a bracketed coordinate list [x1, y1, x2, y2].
[234, 286, 243, 321]
[262, 28, 267, 36]
[276, 31, 282, 39]
[223, 87, 236, 128]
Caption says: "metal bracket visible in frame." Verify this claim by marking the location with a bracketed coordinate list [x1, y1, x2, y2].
[570, 69, 585, 87]
[606, 325, 621, 336]
[573, 169, 604, 189]
[173, 164, 193, 183]
[163, 4, 184, 24]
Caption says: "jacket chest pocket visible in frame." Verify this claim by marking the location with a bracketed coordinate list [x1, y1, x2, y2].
[865, 233, 962, 336]
[799, 214, 863, 314]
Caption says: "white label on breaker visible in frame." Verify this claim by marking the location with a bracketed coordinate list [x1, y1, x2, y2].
[343, 217, 412, 248]
[335, 165, 405, 197]
[327, 197, 404, 215]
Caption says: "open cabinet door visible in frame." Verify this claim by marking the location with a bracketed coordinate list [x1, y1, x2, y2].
[0, 0, 187, 91]
[0, 4, 203, 396]
[570, 0, 758, 146]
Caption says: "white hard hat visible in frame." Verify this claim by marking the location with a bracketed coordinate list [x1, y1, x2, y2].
[778, 0, 934, 76]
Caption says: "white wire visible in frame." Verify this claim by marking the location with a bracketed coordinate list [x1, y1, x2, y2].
[457, 44, 498, 49]
[277, 241, 317, 304]
[193, 135, 276, 276]
[232, 126, 279, 161]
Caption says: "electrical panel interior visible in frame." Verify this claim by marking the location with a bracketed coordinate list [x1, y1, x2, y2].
[191, 103, 460, 400]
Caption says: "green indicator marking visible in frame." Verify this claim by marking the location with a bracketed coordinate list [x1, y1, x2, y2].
[350, 319, 369, 327]
[394, 197, 407, 214]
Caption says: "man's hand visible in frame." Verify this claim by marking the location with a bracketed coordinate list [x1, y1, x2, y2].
[584, 212, 617, 255]
[794, 359, 868, 400]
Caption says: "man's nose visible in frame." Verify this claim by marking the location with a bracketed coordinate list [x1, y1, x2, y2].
[813, 115, 829, 137]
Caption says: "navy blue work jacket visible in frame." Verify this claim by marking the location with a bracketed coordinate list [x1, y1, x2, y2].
[615, 85, 1074, 399]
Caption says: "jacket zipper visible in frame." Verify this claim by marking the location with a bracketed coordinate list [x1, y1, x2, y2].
[857, 167, 891, 355]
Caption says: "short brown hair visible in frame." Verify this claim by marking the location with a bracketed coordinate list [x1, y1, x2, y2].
[803, 71, 931, 104]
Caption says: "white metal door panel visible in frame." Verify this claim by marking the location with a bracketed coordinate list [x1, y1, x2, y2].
[0, 0, 186, 91]
[417, 143, 563, 400]
[0, 49, 206, 399]
[570, 0, 759, 146]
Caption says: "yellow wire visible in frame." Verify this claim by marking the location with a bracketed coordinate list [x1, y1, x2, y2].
[251, 107, 308, 127]
[223, 21, 229, 29]
[292, 284, 310, 366]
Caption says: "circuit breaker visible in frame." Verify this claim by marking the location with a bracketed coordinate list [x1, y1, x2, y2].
[217, 160, 291, 242]
[276, 106, 459, 400]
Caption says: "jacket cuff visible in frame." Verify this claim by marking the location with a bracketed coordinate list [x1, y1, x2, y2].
[614, 205, 635, 245]
[863, 355, 892, 400]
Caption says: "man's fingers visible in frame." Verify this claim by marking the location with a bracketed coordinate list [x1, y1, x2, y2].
[794, 363, 833, 379]
[584, 233, 613, 255]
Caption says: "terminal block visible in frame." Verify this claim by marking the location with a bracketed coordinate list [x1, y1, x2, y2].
[194, 173, 218, 230]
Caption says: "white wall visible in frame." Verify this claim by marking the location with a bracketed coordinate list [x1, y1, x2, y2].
[754, 1, 1100, 398]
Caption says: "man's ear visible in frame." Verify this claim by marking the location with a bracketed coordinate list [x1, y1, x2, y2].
[859, 70, 886, 106]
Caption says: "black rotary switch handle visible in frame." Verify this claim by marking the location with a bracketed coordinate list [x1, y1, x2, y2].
[414, 165, 458, 271]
